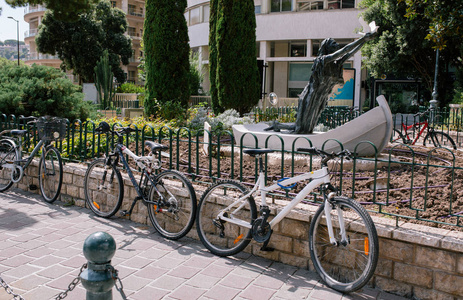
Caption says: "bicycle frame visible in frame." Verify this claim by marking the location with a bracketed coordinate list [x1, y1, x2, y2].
[401, 120, 428, 145]
[105, 143, 172, 216]
[1, 135, 48, 182]
[217, 166, 348, 245]
[111, 144, 157, 199]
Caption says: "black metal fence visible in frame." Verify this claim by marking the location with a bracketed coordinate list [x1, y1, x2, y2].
[1, 112, 462, 229]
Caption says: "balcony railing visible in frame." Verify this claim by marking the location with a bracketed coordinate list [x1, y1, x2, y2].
[24, 29, 39, 38]
[24, 5, 47, 14]
[27, 52, 60, 61]
[128, 9, 144, 17]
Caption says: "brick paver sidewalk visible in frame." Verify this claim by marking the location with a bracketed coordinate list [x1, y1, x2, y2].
[0, 189, 408, 300]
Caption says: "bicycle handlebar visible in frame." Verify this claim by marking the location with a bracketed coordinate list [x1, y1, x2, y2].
[19, 116, 38, 125]
[297, 147, 354, 162]
[95, 121, 136, 136]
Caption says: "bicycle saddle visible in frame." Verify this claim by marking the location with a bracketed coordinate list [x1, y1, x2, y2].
[10, 130, 28, 136]
[145, 141, 168, 152]
[243, 149, 274, 156]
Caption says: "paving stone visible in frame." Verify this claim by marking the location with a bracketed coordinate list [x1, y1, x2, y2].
[168, 284, 207, 300]
[151, 275, 186, 291]
[204, 285, 241, 300]
[239, 284, 278, 300]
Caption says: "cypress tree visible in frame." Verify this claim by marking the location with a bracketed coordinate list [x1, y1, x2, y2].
[144, 0, 190, 117]
[210, 0, 260, 115]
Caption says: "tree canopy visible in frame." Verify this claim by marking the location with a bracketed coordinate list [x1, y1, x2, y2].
[402, 0, 463, 51]
[143, 0, 190, 117]
[360, 0, 461, 105]
[36, 0, 132, 83]
[6, 0, 98, 20]
[209, 0, 260, 115]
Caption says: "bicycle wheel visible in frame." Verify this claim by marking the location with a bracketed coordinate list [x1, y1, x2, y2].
[38, 146, 63, 203]
[0, 139, 18, 192]
[423, 131, 457, 150]
[196, 180, 257, 257]
[391, 129, 406, 144]
[84, 158, 123, 218]
[147, 170, 197, 240]
[309, 196, 378, 293]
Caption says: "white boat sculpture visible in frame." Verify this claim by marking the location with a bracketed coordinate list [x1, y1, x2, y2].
[232, 95, 393, 157]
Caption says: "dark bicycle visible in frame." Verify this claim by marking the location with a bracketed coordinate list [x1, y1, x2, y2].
[0, 116, 66, 203]
[83, 121, 197, 240]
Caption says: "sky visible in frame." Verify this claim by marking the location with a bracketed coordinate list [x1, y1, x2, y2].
[0, 0, 29, 42]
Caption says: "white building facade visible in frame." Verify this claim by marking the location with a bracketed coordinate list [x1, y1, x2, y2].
[186, 0, 369, 108]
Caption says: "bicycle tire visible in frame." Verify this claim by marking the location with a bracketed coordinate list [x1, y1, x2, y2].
[38, 146, 63, 203]
[0, 139, 18, 192]
[423, 131, 457, 150]
[84, 158, 123, 218]
[196, 180, 257, 257]
[147, 170, 197, 240]
[309, 196, 379, 293]
[391, 129, 406, 144]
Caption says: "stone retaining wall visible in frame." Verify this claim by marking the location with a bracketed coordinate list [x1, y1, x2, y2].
[11, 161, 463, 300]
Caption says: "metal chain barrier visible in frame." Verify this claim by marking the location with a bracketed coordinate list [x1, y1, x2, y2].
[54, 263, 87, 300]
[109, 265, 128, 300]
[0, 275, 25, 300]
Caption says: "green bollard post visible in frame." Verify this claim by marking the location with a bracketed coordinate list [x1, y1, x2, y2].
[80, 232, 117, 300]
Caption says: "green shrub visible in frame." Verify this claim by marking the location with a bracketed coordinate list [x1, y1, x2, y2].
[0, 64, 91, 120]
[117, 82, 144, 94]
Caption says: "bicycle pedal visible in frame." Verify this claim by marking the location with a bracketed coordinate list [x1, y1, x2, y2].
[120, 210, 130, 217]
[29, 184, 38, 190]
[260, 246, 275, 252]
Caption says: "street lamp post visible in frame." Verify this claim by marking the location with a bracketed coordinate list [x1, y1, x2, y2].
[7, 16, 20, 66]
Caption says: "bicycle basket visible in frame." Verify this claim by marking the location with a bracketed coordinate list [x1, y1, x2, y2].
[36, 116, 67, 141]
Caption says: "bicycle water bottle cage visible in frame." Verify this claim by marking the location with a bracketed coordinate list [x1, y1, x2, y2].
[277, 178, 296, 189]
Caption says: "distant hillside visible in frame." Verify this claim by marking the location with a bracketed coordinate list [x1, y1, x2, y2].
[0, 40, 29, 61]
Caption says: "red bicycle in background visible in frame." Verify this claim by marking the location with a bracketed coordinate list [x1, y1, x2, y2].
[392, 107, 457, 150]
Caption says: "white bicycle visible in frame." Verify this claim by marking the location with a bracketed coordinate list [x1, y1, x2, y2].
[196, 147, 379, 293]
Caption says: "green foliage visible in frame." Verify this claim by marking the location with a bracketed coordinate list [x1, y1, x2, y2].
[144, 0, 190, 116]
[36, 0, 132, 83]
[189, 51, 203, 96]
[186, 103, 253, 135]
[360, 0, 461, 106]
[0, 57, 14, 67]
[209, 0, 260, 116]
[403, 0, 463, 51]
[94, 50, 114, 109]
[6, 0, 98, 21]
[116, 83, 144, 94]
[154, 99, 186, 124]
[0, 64, 91, 120]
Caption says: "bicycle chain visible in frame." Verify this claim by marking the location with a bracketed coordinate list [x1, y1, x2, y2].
[0, 275, 25, 300]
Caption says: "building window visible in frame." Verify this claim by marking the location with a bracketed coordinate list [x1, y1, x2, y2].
[255, 5, 261, 14]
[290, 42, 307, 57]
[271, 0, 292, 12]
[128, 27, 136, 37]
[190, 7, 200, 25]
[341, 0, 355, 8]
[110, 1, 117, 8]
[289, 63, 312, 82]
[203, 5, 210, 22]
[297, 0, 323, 11]
[328, 0, 355, 9]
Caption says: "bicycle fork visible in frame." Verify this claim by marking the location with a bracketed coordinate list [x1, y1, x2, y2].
[324, 191, 349, 246]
